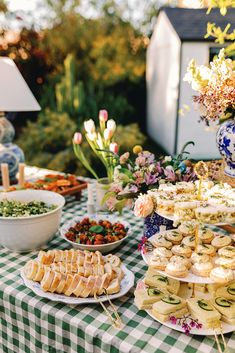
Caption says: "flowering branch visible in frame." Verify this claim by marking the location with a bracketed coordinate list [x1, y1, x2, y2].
[169, 315, 202, 335]
[184, 48, 235, 125]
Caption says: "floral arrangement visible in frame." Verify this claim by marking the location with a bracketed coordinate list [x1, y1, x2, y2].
[104, 142, 196, 213]
[73, 110, 118, 183]
[184, 48, 235, 125]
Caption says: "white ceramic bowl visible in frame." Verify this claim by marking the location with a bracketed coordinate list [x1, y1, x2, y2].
[0, 190, 65, 252]
[60, 215, 130, 253]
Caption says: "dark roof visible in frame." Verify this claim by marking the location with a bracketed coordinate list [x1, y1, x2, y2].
[162, 7, 235, 41]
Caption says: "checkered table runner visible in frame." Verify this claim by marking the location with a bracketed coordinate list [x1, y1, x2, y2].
[0, 175, 235, 353]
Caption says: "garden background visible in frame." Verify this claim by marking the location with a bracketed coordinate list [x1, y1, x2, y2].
[1, 0, 234, 177]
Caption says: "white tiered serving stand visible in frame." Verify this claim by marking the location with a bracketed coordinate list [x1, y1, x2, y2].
[141, 210, 235, 336]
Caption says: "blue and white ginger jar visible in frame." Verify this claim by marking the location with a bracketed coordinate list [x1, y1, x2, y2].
[216, 119, 235, 178]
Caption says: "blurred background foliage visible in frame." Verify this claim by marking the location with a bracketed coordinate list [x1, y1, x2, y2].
[0, 0, 153, 175]
[1, 0, 234, 175]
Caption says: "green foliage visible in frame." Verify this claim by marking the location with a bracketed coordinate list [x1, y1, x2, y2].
[39, 12, 147, 124]
[55, 54, 85, 122]
[116, 123, 146, 153]
[17, 110, 146, 177]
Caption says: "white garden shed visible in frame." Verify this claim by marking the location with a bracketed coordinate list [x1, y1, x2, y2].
[147, 7, 235, 159]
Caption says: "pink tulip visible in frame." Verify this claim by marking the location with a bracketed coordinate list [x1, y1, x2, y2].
[99, 109, 108, 122]
[73, 132, 82, 145]
[110, 142, 118, 154]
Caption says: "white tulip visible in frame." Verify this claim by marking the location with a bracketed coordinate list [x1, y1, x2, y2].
[103, 128, 113, 141]
[84, 119, 95, 134]
[96, 133, 103, 149]
[107, 119, 116, 133]
[86, 132, 97, 141]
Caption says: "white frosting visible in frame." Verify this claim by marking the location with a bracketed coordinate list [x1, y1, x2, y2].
[178, 221, 197, 234]
[166, 262, 187, 272]
[193, 262, 213, 271]
[182, 236, 195, 246]
[152, 237, 172, 248]
[218, 246, 235, 258]
[153, 247, 172, 258]
[215, 257, 235, 266]
[150, 256, 168, 266]
[197, 244, 215, 255]
[172, 244, 191, 255]
[210, 266, 234, 280]
[165, 231, 182, 242]
[191, 253, 211, 264]
[211, 235, 231, 247]
[170, 255, 190, 267]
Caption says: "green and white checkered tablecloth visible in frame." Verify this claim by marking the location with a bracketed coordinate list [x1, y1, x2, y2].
[0, 183, 235, 353]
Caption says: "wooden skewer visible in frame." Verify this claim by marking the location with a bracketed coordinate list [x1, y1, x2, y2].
[1, 163, 10, 190]
[191, 283, 195, 298]
[195, 223, 199, 254]
[94, 291, 122, 328]
[214, 331, 223, 353]
[18, 163, 25, 187]
[219, 324, 227, 352]
[103, 289, 122, 327]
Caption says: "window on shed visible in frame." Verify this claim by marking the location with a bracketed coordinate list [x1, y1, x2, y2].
[209, 47, 235, 62]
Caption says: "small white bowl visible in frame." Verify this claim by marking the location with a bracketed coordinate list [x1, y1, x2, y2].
[0, 190, 65, 252]
[60, 215, 130, 253]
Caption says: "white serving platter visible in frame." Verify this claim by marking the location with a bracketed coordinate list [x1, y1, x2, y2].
[141, 231, 235, 284]
[136, 280, 235, 336]
[156, 211, 228, 226]
[21, 264, 134, 304]
[146, 309, 235, 336]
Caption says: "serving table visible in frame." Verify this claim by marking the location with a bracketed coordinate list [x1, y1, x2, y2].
[1, 168, 235, 353]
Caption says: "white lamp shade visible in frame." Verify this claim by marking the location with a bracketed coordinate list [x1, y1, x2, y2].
[0, 57, 41, 111]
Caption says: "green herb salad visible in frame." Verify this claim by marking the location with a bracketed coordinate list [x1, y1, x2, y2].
[0, 200, 57, 217]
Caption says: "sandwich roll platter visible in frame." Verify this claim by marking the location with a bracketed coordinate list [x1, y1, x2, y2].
[21, 249, 134, 305]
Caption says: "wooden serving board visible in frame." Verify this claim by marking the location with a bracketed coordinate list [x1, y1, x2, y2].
[58, 181, 87, 200]
[218, 224, 235, 234]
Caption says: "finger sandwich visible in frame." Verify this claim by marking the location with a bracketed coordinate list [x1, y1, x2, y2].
[211, 297, 235, 325]
[187, 298, 221, 329]
[216, 282, 235, 301]
[144, 268, 180, 295]
[134, 286, 168, 310]
[152, 294, 188, 322]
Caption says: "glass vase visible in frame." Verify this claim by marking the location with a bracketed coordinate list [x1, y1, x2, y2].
[96, 177, 110, 211]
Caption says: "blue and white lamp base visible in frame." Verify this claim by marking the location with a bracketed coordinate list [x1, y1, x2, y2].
[0, 117, 25, 182]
